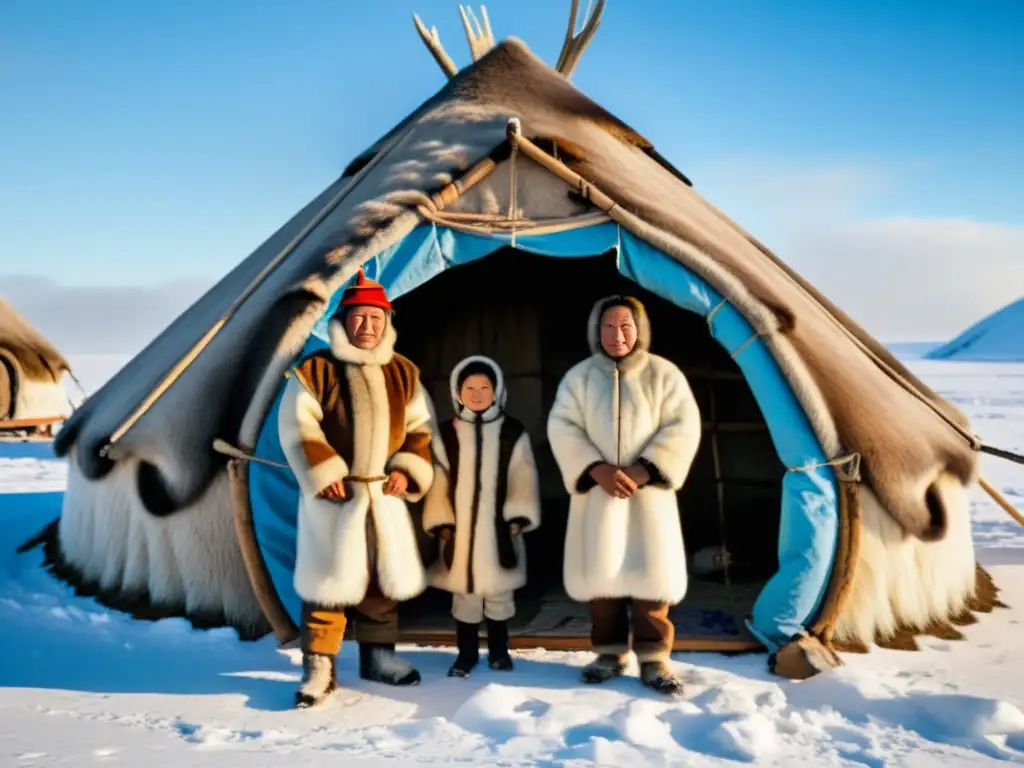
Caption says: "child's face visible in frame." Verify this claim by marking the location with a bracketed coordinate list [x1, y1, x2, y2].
[460, 373, 496, 412]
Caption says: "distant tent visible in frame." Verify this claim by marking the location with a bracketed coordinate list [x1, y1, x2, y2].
[0, 297, 73, 430]
[37, 2, 1005, 678]
[926, 296, 1024, 362]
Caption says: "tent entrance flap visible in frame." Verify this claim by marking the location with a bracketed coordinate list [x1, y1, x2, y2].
[246, 221, 839, 653]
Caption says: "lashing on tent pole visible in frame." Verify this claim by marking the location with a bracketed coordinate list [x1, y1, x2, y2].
[508, 132, 620, 215]
[417, 117, 618, 239]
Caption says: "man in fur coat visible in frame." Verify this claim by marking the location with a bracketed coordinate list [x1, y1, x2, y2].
[278, 267, 435, 708]
[547, 295, 702, 695]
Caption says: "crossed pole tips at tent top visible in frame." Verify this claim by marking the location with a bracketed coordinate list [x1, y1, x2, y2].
[413, 0, 606, 79]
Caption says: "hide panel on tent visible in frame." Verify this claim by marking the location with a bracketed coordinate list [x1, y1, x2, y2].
[239, 221, 852, 654]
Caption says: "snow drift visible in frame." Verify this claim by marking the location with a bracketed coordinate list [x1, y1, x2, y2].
[928, 297, 1024, 362]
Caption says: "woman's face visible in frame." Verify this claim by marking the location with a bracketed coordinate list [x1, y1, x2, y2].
[460, 373, 495, 412]
[599, 305, 637, 359]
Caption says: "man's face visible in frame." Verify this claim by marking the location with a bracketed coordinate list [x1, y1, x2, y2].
[460, 373, 496, 413]
[344, 306, 387, 349]
[599, 305, 637, 359]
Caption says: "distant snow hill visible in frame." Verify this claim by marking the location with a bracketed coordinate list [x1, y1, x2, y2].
[927, 297, 1024, 362]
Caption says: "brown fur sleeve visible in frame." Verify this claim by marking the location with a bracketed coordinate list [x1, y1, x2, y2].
[385, 355, 434, 501]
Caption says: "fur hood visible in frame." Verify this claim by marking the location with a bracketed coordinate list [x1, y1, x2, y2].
[449, 354, 507, 423]
[586, 295, 652, 375]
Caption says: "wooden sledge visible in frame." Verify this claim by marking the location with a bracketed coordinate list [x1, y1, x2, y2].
[0, 415, 64, 441]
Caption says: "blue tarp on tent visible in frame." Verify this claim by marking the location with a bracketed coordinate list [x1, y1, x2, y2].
[248, 221, 839, 653]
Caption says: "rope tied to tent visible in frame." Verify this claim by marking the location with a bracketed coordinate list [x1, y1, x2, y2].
[706, 298, 728, 327]
[66, 370, 87, 405]
[787, 452, 862, 484]
[212, 439, 387, 484]
[507, 117, 521, 248]
[978, 442, 1024, 466]
[729, 332, 766, 360]
[704, 298, 768, 360]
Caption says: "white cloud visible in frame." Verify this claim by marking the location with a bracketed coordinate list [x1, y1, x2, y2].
[690, 158, 1024, 340]
[0, 275, 212, 355]
[691, 158, 894, 222]
[786, 217, 1024, 340]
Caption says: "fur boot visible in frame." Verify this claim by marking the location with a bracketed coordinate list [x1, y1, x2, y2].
[486, 619, 513, 670]
[449, 621, 480, 678]
[581, 653, 627, 684]
[295, 652, 338, 708]
[640, 659, 683, 696]
[358, 643, 421, 686]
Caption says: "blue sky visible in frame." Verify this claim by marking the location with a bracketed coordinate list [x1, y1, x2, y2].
[1, 0, 1022, 343]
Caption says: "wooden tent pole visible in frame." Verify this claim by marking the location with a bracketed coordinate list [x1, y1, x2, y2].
[509, 133, 619, 213]
[979, 476, 1024, 527]
[707, 384, 732, 588]
[227, 458, 300, 644]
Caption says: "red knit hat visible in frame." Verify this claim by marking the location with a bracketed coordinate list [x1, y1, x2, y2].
[340, 267, 392, 312]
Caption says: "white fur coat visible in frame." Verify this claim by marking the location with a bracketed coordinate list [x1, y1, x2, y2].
[422, 355, 542, 597]
[546, 298, 702, 604]
[278, 318, 434, 607]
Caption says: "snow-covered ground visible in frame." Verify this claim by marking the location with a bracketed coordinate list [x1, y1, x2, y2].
[1, 356, 1023, 766]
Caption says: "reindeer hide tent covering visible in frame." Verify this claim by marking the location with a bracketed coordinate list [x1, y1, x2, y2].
[0, 297, 73, 423]
[42, 17, 1001, 673]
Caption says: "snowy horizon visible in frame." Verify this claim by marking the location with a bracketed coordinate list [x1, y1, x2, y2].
[1, 273, 1018, 363]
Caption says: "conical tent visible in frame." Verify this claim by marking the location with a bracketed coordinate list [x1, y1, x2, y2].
[38, 3, 1004, 677]
[0, 297, 73, 426]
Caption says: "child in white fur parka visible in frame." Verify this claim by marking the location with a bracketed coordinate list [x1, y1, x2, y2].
[422, 355, 542, 677]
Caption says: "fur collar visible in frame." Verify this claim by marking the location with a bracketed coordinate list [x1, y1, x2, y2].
[586, 294, 652, 377]
[449, 354, 507, 423]
[590, 347, 650, 377]
[327, 316, 397, 366]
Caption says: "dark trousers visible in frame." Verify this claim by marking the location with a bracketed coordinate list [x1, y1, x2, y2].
[590, 597, 674, 663]
[301, 576, 398, 656]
